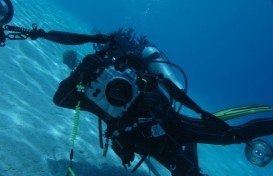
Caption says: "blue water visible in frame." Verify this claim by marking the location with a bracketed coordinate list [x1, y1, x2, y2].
[1, 0, 273, 175]
[56, 0, 273, 106]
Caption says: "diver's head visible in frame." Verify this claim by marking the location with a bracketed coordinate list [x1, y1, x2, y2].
[62, 50, 79, 70]
[94, 28, 153, 60]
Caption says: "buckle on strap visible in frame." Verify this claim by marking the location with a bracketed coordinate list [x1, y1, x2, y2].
[151, 124, 166, 138]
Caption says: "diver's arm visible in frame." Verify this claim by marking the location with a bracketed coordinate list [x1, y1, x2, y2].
[161, 77, 230, 130]
[53, 54, 105, 109]
[28, 28, 110, 45]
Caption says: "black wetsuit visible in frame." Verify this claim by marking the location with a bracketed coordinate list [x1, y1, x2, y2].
[53, 54, 273, 176]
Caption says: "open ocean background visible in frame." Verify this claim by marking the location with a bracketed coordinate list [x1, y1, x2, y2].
[0, 0, 273, 175]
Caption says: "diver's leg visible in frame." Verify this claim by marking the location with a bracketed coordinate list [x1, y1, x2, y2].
[162, 114, 231, 145]
[166, 112, 273, 145]
[228, 118, 273, 143]
[150, 140, 203, 176]
[135, 134, 203, 176]
[139, 90, 273, 144]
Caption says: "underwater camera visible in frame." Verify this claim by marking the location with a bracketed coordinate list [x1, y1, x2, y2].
[0, 0, 13, 25]
[85, 65, 140, 119]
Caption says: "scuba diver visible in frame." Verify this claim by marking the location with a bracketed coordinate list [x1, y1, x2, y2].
[1, 1, 273, 175]
[52, 29, 273, 175]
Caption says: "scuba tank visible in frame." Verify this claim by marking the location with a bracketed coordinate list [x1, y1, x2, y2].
[141, 46, 184, 90]
[141, 46, 184, 110]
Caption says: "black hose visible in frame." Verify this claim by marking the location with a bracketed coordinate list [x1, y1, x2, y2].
[131, 154, 148, 173]
[146, 60, 188, 93]
[98, 117, 104, 149]
[0, 26, 5, 46]
[146, 60, 188, 112]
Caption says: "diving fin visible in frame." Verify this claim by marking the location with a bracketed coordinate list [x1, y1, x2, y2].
[213, 105, 273, 121]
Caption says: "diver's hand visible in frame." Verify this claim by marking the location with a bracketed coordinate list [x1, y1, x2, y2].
[72, 54, 105, 85]
[138, 91, 162, 113]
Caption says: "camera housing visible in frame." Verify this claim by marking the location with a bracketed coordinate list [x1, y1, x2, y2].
[85, 66, 140, 119]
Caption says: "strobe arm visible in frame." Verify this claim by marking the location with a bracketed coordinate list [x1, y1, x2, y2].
[39, 30, 111, 45]
[0, 23, 111, 46]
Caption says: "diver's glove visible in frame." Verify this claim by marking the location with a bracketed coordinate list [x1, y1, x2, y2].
[137, 91, 163, 113]
[72, 54, 105, 85]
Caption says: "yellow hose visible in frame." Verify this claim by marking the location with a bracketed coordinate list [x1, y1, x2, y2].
[71, 101, 81, 148]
